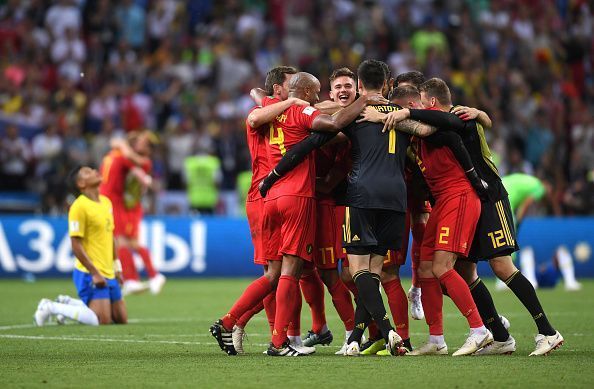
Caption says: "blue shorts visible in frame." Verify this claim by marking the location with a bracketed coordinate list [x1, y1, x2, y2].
[536, 262, 560, 289]
[73, 269, 122, 305]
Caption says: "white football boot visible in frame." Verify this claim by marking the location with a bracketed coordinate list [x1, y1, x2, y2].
[529, 331, 564, 356]
[474, 335, 516, 355]
[452, 330, 494, 356]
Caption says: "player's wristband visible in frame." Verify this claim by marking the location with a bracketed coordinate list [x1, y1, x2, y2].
[114, 259, 123, 273]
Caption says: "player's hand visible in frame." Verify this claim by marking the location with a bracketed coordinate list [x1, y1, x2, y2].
[92, 273, 107, 288]
[365, 94, 389, 106]
[452, 106, 480, 121]
[382, 109, 410, 133]
[356, 106, 386, 124]
[258, 170, 281, 198]
[142, 174, 153, 188]
[466, 168, 490, 201]
[289, 97, 310, 106]
[115, 272, 123, 286]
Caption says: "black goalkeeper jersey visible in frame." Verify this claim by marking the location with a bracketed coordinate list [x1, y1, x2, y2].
[342, 103, 410, 211]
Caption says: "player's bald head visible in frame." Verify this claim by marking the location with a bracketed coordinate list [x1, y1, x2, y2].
[289, 72, 321, 104]
[289, 72, 319, 91]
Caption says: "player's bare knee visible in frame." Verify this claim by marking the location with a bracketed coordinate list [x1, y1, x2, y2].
[281, 255, 303, 277]
[454, 261, 477, 284]
[490, 256, 517, 280]
[418, 261, 433, 278]
[380, 266, 398, 283]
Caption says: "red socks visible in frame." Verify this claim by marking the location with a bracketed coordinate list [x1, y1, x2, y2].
[439, 269, 483, 328]
[117, 246, 158, 280]
[420, 277, 444, 335]
[136, 247, 157, 278]
[344, 279, 358, 299]
[263, 292, 276, 335]
[300, 272, 326, 334]
[328, 279, 355, 331]
[221, 276, 272, 330]
[117, 246, 138, 281]
[287, 282, 302, 337]
[236, 301, 263, 329]
[272, 275, 299, 347]
[382, 278, 409, 340]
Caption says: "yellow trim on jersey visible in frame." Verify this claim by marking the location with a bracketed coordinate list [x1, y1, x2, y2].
[69, 194, 115, 278]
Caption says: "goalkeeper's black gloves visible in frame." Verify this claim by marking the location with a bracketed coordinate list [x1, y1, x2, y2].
[466, 168, 489, 201]
[258, 170, 281, 198]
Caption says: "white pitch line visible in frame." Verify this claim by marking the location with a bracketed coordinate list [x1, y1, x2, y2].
[0, 334, 271, 347]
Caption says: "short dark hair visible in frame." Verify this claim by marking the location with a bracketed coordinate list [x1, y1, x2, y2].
[419, 78, 452, 106]
[329, 67, 356, 85]
[264, 66, 298, 95]
[379, 61, 392, 81]
[391, 85, 420, 101]
[67, 165, 83, 196]
[357, 60, 386, 90]
[395, 71, 425, 88]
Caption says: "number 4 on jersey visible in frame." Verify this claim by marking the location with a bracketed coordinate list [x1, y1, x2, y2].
[269, 124, 286, 155]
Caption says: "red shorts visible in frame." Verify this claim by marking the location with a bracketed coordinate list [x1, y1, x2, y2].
[246, 198, 267, 265]
[314, 202, 342, 270]
[335, 205, 347, 260]
[420, 190, 481, 260]
[113, 202, 141, 239]
[263, 196, 316, 261]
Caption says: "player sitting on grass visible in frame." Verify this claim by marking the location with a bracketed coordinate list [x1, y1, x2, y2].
[34, 166, 128, 326]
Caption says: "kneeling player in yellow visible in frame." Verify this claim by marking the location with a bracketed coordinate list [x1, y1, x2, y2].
[34, 166, 128, 326]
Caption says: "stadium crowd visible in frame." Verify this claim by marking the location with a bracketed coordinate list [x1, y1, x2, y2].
[0, 0, 592, 215]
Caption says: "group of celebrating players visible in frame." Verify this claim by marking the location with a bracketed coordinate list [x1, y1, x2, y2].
[210, 60, 564, 357]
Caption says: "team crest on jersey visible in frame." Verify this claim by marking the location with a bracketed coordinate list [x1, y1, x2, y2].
[306, 244, 313, 254]
[302, 106, 317, 116]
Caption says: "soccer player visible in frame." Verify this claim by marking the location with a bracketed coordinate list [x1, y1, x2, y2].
[339, 59, 417, 357]
[387, 78, 563, 356]
[502, 173, 581, 291]
[378, 78, 494, 356]
[211, 66, 313, 355]
[34, 166, 127, 326]
[300, 68, 357, 353]
[264, 71, 382, 356]
[100, 131, 166, 296]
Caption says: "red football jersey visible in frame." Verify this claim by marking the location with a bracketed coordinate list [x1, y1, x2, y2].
[413, 135, 472, 200]
[315, 142, 351, 205]
[266, 104, 321, 199]
[100, 149, 151, 207]
[245, 96, 280, 201]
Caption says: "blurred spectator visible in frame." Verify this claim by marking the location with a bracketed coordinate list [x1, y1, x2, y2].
[115, 0, 146, 49]
[50, 26, 86, 81]
[165, 117, 197, 190]
[0, 124, 31, 191]
[89, 118, 121, 168]
[45, 0, 81, 39]
[184, 154, 221, 215]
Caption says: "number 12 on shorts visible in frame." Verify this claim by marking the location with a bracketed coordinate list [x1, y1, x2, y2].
[487, 230, 507, 248]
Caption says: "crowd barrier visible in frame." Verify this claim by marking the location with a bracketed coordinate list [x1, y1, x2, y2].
[0, 215, 592, 278]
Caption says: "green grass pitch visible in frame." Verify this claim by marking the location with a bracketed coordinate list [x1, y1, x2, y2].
[0, 278, 592, 388]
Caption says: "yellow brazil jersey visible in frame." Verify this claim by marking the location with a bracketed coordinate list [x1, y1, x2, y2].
[68, 194, 115, 278]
